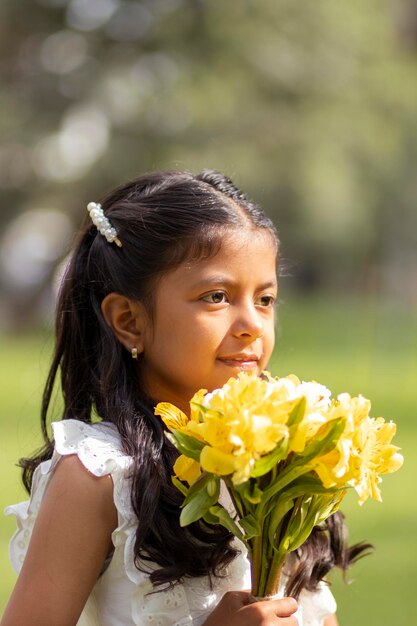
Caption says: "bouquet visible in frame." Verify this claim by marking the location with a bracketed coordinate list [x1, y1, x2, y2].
[155, 372, 403, 598]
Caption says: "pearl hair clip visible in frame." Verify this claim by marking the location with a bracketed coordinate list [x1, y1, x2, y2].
[87, 202, 122, 247]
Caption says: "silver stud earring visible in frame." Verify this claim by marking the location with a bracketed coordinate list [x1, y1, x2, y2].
[131, 347, 138, 359]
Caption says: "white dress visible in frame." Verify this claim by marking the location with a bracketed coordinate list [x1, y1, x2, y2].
[5, 420, 337, 626]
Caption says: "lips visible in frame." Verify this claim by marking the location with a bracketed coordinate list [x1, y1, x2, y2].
[217, 354, 260, 370]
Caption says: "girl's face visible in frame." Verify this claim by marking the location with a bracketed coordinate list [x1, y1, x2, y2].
[139, 228, 278, 413]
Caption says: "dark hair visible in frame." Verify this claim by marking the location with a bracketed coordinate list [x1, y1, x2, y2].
[21, 169, 370, 595]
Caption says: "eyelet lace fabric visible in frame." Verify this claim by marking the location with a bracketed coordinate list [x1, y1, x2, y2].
[5, 419, 336, 626]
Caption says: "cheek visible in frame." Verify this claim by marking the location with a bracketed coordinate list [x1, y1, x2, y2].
[153, 314, 212, 358]
[188, 311, 226, 342]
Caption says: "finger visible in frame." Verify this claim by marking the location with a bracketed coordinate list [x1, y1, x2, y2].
[276, 618, 299, 626]
[221, 590, 252, 610]
[242, 597, 298, 621]
[241, 593, 298, 613]
[270, 597, 298, 617]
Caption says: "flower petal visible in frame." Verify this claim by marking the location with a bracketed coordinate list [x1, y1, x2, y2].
[200, 445, 236, 476]
[155, 402, 189, 430]
[173, 455, 201, 484]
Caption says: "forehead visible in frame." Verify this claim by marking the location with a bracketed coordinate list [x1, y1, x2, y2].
[162, 228, 278, 289]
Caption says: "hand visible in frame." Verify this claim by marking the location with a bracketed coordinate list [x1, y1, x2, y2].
[202, 590, 299, 626]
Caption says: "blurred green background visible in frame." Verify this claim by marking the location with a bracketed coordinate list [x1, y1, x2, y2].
[1, 0, 416, 623]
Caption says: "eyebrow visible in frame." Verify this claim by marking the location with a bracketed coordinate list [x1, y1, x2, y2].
[190, 276, 278, 290]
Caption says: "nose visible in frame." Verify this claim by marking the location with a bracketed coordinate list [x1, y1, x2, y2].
[232, 300, 264, 339]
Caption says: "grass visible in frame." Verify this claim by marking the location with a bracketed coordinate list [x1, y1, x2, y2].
[0, 294, 415, 625]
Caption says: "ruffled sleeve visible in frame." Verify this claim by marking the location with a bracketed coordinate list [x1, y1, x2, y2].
[4, 419, 133, 575]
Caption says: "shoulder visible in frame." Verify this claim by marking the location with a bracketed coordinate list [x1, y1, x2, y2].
[46, 453, 116, 512]
[42, 452, 118, 541]
[36, 453, 118, 544]
[46, 419, 133, 540]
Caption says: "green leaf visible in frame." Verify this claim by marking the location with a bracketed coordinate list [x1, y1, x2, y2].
[267, 495, 295, 547]
[260, 418, 347, 507]
[263, 475, 332, 519]
[280, 495, 314, 552]
[284, 475, 334, 500]
[206, 476, 220, 497]
[183, 472, 220, 504]
[288, 396, 307, 427]
[250, 437, 289, 478]
[240, 514, 262, 539]
[179, 473, 221, 526]
[189, 402, 210, 415]
[282, 492, 344, 553]
[189, 401, 223, 417]
[180, 493, 210, 526]
[263, 474, 342, 549]
[168, 430, 205, 461]
[180, 484, 219, 526]
[171, 475, 189, 497]
[236, 480, 263, 504]
[314, 492, 344, 524]
[203, 509, 220, 525]
[209, 505, 246, 544]
[292, 496, 311, 530]
[260, 464, 314, 506]
[299, 417, 346, 461]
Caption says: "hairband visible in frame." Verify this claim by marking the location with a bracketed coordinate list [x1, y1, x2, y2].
[87, 202, 122, 247]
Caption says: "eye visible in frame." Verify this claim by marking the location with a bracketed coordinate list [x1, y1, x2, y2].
[257, 294, 276, 307]
[201, 291, 228, 304]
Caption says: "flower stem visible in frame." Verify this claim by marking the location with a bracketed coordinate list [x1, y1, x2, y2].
[257, 509, 273, 597]
[264, 552, 285, 597]
[226, 484, 244, 518]
[250, 535, 262, 595]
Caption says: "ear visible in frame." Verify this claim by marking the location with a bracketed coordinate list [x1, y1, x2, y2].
[101, 293, 148, 355]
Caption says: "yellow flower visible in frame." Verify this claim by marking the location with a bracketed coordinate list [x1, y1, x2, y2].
[312, 392, 403, 504]
[173, 454, 201, 484]
[159, 373, 297, 484]
[232, 452, 258, 485]
[200, 446, 237, 476]
[158, 372, 403, 500]
[200, 373, 296, 426]
[189, 388, 208, 422]
[155, 403, 189, 431]
[311, 393, 371, 487]
[335, 393, 372, 431]
[313, 441, 354, 489]
[194, 373, 293, 480]
[349, 417, 404, 504]
[297, 381, 332, 411]
[200, 446, 255, 484]
[278, 379, 332, 453]
[289, 410, 328, 453]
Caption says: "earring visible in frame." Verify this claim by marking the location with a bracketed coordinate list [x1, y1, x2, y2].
[131, 347, 138, 359]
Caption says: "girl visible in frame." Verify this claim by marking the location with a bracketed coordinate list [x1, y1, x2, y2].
[2, 170, 366, 626]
